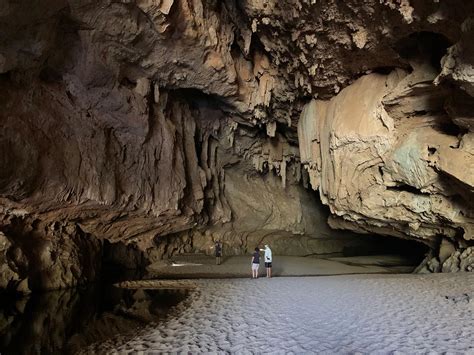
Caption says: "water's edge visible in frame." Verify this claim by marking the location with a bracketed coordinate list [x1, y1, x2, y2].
[0, 280, 190, 355]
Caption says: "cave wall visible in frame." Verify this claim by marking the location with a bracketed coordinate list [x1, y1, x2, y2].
[1, 0, 474, 289]
[169, 126, 380, 257]
[298, 39, 474, 270]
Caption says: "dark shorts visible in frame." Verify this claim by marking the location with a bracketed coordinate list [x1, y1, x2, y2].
[265, 262, 272, 268]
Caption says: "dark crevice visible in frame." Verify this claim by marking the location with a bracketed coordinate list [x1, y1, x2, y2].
[119, 77, 136, 89]
[394, 31, 452, 71]
[387, 183, 428, 195]
[248, 32, 274, 63]
[269, 120, 299, 144]
[378, 166, 385, 177]
[427, 146, 437, 156]
[415, 110, 428, 116]
[371, 66, 402, 75]
[434, 121, 465, 137]
[168, 87, 234, 113]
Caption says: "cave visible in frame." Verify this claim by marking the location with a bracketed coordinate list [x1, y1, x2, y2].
[1, 0, 474, 353]
[394, 31, 452, 71]
[342, 235, 428, 261]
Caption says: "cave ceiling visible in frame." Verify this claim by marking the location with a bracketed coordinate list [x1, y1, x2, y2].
[0, 0, 473, 254]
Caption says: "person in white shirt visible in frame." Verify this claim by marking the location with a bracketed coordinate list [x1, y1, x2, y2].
[263, 244, 272, 278]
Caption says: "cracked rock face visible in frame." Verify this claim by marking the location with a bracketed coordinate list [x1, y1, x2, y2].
[1, 0, 474, 289]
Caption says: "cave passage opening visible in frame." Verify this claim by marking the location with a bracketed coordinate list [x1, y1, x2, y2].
[340, 233, 429, 269]
[394, 31, 452, 71]
[298, 186, 430, 267]
[304, 226, 431, 272]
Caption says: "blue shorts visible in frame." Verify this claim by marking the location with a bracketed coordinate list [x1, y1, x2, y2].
[265, 262, 272, 268]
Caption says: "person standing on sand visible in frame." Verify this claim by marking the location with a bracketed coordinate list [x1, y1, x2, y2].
[264, 244, 272, 278]
[251, 247, 260, 278]
[215, 241, 222, 265]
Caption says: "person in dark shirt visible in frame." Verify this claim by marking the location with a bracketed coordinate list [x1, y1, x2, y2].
[215, 241, 222, 265]
[251, 247, 260, 278]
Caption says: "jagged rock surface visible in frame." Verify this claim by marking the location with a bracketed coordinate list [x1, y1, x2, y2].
[1, 0, 474, 289]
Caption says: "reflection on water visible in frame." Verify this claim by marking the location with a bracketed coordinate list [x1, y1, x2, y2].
[0, 283, 190, 354]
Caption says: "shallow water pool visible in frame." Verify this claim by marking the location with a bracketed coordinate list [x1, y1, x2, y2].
[0, 283, 190, 354]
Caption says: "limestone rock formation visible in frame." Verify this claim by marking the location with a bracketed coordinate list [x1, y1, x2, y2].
[0, 232, 20, 290]
[1, 0, 474, 289]
[0, 210, 101, 290]
[298, 33, 473, 254]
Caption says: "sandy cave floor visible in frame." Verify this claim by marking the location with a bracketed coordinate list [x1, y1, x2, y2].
[145, 254, 416, 279]
[84, 272, 474, 354]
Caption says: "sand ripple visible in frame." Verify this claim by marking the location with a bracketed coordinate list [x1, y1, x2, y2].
[83, 273, 474, 354]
